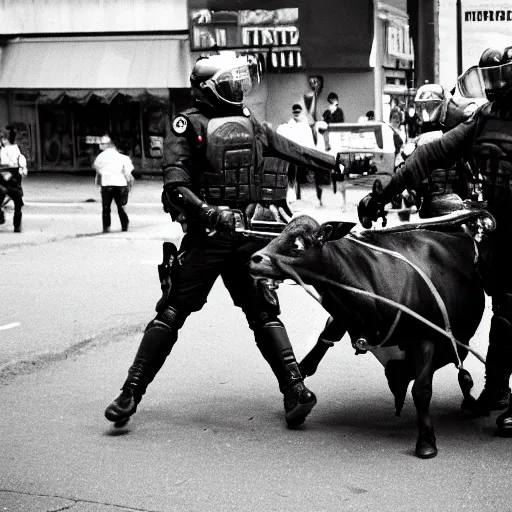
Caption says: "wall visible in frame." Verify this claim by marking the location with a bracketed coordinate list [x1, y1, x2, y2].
[0, 0, 188, 34]
[438, 0, 461, 88]
[263, 71, 375, 127]
[438, 0, 512, 90]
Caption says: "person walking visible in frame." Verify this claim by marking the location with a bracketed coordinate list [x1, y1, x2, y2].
[0, 127, 27, 233]
[358, 46, 512, 435]
[93, 134, 134, 233]
[104, 54, 336, 429]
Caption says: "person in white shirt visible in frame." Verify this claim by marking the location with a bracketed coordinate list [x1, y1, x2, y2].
[0, 128, 27, 232]
[93, 134, 134, 233]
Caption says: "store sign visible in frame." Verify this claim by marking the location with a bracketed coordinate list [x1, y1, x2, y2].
[386, 23, 414, 62]
[189, 7, 299, 50]
[461, 2, 512, 70]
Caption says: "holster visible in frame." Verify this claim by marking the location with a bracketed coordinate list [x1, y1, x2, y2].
[155, 242, 178, 314]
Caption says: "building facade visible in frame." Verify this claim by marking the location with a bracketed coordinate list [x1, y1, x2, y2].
[437, 0, 512, 90]
[0, 0, 415, 174]
[0, 0, 192, 174]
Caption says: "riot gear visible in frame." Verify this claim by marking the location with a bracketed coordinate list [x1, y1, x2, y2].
[458, 46, 512, 102]
[105, 55, 336, 428]
[414, 83, 447, 128]
[190, 54, 259, 109]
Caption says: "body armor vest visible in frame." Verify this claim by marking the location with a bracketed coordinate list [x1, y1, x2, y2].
[474, 116, 512, 188]
[202, 116, 287, 205]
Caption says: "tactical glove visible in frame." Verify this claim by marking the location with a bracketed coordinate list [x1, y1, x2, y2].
[199, 204, 235, 233]
[358, 193, 384, 229]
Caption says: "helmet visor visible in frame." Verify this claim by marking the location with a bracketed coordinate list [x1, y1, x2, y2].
[212, 64, 254, 105]
[415, 101, 444, 123]
[458, 62, 512, 98]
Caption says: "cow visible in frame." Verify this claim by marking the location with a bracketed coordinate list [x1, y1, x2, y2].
[248, 213, 491, 459]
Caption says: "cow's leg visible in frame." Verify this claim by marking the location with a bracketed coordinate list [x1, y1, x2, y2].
[299, 317, 346, 377]
[411, 339, 437, 459]
[385, 358, 415, 416]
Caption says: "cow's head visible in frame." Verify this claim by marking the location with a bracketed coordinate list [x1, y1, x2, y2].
[249, 215, 356, 281]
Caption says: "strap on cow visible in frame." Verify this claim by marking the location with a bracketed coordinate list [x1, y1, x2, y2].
[272, 253, 487, 368]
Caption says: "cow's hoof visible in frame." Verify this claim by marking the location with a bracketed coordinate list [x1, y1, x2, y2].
[415, 439, 438, 459]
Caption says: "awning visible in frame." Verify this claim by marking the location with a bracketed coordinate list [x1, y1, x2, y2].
[37, 88, 170, 105]
[0, 36, 193, 89]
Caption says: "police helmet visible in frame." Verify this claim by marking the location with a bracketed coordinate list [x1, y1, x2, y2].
[190, 53, 259, 108]
[457, 46, 512, 101]
[414, 83, 447, 125]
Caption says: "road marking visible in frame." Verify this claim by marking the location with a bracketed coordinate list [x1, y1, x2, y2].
[0, 322, 20, 331]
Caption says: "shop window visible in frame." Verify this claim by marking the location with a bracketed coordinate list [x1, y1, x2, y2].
[40, 102, 74, 168]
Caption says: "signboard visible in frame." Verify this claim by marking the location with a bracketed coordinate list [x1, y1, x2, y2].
[461, 2, 512, 70]
[189, 6, 299, 51]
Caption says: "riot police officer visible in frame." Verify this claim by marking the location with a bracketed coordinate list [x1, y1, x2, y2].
[358, 46, 512, 434]
[105, 54, 336, 428]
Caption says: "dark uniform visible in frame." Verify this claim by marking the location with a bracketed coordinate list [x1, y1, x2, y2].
[358, 46, 512, 434]
[398, 84, 479, 217]
[0, 129, 25, 232]
[105, 54, 335, 428]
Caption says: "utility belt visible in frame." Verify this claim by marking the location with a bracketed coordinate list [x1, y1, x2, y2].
[219, 204, 288, 239]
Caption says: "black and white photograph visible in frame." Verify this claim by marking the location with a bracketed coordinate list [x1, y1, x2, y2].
[1, 0, 512, 510]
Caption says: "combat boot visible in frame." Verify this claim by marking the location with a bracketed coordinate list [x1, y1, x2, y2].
[282, 362, 317, 428]
[468, 315, 512, 415]
[496, 399, 512, 435]
[105, 318, 177, 426]
[104, 364, 145, 425]
[13, 210, 21, 233]
[0, 209, 5, 225]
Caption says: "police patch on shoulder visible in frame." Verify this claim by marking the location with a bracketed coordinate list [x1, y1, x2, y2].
[172, 116, 188, 135]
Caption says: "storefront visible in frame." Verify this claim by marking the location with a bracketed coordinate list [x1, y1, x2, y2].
[0, 35, 192, 174]
[187, 0, 376, 126]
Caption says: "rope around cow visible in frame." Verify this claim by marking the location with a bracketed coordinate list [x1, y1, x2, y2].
[272, 254, 487, 368]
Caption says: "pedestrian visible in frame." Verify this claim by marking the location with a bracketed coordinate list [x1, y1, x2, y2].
[104, 54, 336, 428]
[389, 107, 405, 157]
[357, 45, 512, 435]
[93, 133, 134, 233]
[276, 103, 316, 203]
[322, 92, 345, 124]
[0, 127, 27, 233]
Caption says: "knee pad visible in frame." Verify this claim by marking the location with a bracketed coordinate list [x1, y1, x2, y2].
[319, 316, 346, 344]
[145, 306, 187, 333]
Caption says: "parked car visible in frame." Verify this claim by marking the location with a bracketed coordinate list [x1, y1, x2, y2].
[325, 121, 396, 178]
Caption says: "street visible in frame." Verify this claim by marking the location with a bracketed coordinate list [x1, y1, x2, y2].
[1, 176, 511, 512]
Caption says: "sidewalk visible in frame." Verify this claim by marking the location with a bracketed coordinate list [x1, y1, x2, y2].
[0, 174, 369, 249]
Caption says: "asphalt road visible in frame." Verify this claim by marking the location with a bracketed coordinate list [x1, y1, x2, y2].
[1, 176, 511, 512]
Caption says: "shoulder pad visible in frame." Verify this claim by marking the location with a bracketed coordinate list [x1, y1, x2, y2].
[171, 115, 190, 136]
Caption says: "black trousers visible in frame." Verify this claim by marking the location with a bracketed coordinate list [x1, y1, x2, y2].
[101, 186, 129, 229]
[0, 171, 24, 230]
[166, 230, 279, 323]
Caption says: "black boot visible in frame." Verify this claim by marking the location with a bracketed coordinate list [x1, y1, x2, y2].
[471, 315, 512, 415]
[496, 399, 512, 435]
[105, 320, 177, 425]
[0, 208, 5, 225]
[282, 362, 317, 428]
[255, 320, 317, 427]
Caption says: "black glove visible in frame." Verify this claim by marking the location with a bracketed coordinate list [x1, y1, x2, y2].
[357, 193, 385, 229]
[199, 205, 235, 233]
[162, 188, 173, 214]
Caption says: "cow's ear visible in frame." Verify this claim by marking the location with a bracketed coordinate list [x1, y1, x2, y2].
[318, 221, 356, 242]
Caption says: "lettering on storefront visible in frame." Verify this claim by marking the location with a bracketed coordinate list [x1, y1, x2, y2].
[189, 6, 302, 69]
[461, 3, 512, 70]
[464, 10, 512, 22]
